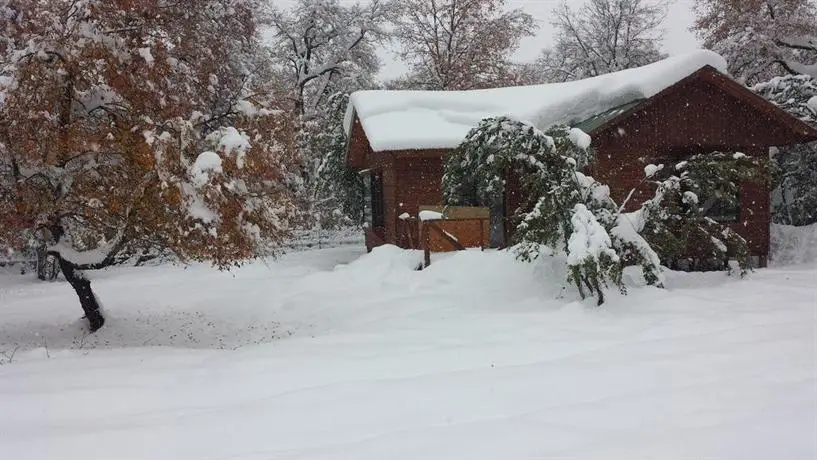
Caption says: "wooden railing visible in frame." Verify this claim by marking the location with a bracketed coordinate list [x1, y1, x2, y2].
[420, 217, 490, 268]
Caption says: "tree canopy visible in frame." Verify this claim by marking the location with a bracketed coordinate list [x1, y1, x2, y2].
[694, 0, 817, 84]
[536, 0, 668, 83]
[393, 0, 536, 90]
[0, 0, 299, 330]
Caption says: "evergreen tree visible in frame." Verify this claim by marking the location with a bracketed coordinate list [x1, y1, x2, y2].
[443, 117, 637, 305]
[444, 117, 774, 305]
[752, 74, 817, 225]
[636, 154, 774, 275]
[312, 93, 364, 228]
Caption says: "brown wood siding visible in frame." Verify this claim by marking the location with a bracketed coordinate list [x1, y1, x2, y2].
[347, 113, 373, 170]
[381, 159, 398, 244]
[593, 84, 800, 154]
[393, 157, 445, 248]
[423, 220, 490, 252]
[588, 77, 780, 257]
[727, 180, 770, 256]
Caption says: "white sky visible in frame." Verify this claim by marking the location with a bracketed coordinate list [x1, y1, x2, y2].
[275, 0, 701, 80]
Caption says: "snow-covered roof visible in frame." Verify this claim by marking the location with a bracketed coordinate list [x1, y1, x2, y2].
[345, 50, 728, 152]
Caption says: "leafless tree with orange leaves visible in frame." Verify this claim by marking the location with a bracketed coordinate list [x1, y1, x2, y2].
[0, 0, 299, 331]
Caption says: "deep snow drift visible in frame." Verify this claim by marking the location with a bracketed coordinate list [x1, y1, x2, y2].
[770, 222, 817, 266]
[0, 245, 815, 459]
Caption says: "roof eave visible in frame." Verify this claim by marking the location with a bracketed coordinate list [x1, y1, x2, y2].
[589, 65, 817, 147]
[588, 65, 721, 136]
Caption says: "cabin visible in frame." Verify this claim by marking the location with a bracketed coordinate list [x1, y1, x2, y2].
[344, 51, 817, 266]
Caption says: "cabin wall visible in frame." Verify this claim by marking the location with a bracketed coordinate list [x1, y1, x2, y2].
[347, 114, 373, 170]
[381, 160, 398, 244]
[393, 157, 445, 248]
[727, 181, 770, 259]
[589, 78, 775, 260]
[592, 77, 800, 153]
[367, 146, 770, 260]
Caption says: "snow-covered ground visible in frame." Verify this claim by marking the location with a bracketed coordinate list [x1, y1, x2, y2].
[1, 245, 815, 459]
[771, 223, 817, 266]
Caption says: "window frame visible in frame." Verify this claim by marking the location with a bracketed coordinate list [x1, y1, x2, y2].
[361, 170, 384, 229]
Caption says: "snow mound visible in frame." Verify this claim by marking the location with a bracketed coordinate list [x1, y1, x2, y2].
[568, 127, 592, 149]
[770, 223, 817, 266]
[419, 248, 566, 302]
[342, 244, 424, 273]
[346, 50, 727, 151]
[418, 210, 443, 221]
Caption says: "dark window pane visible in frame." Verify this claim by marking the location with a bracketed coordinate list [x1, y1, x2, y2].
[371, 173, 384, 228]
[702, 191, 740, 222]
[361, 171, 384, 228]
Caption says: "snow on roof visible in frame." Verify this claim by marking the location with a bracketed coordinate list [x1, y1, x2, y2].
[345, 50, 728, 152]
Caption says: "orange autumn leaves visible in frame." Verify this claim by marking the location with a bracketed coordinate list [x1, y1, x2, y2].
[0, 0, 299, 266]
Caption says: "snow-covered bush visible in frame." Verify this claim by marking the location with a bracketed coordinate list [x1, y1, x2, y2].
[566, 204, 622, 305]
[444, 117, 651, 304]
[628, 153, 774, 276]
[444, 117, 774, 304]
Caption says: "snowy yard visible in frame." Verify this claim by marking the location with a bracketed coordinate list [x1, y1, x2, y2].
[1, 244, 815, 459]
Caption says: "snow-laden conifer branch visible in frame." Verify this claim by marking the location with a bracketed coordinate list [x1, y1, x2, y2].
[444, 116, 773, 304]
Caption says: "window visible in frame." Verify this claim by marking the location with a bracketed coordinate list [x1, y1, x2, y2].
[361, 171, 384, 228]
[699, 190, 740, 222]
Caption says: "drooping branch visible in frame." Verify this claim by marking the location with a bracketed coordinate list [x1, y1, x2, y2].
[47, 171, 155, 270]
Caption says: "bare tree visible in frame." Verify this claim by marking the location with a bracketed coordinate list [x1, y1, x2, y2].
[694, 0, 817, 84]
[393, 0, 536, 90]
[0, 0, 299, 331]
[268, 0, 393, 117]
[537, 0, 668, 83]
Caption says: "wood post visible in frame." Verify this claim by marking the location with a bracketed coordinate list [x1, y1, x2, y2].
[423, 221, 431, 268]
[478, 218, 484, 251]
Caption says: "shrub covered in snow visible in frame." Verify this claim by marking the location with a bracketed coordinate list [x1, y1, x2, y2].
[566, 204, 622, 305]
[444, 117, 647, 304]
[636, 153, 774, 276]
[444, 117, 774, 304]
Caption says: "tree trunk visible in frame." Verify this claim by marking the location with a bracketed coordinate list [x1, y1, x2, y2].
[58, 257, 105, 332]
